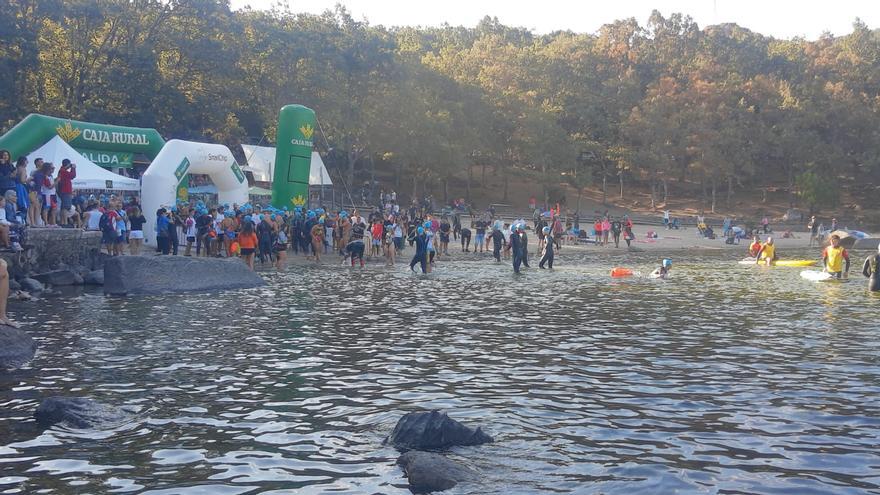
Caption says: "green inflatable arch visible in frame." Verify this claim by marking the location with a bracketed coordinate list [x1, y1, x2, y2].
[0, 114, 165, 165]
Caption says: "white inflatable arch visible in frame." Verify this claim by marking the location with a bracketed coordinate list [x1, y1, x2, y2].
[141, 139, 249, 242]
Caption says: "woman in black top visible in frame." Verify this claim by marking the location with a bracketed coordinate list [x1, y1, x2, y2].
[127, 207, 147, 255]
[0, 150, 15, 197]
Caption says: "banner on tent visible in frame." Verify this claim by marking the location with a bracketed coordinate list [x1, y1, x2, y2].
[75, 148, 134, 168]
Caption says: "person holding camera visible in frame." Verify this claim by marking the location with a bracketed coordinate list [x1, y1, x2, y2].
[57, 158, 77, 227]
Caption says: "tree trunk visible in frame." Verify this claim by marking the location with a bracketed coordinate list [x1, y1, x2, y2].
[466, 164, 472, 202]
[412, 174, 418, 200]
[726, 175, 733, 208]
[443, 176, 449, 204]
[650, 180, 657, 210]
[542, 163, 548, 209]
[602, 173, 607, 205]
[369, 155, 375, 202]
[347, 150, 356, 188]
[502, 166, 509, 202]
[662, 179, 668, 205]
[711, 178, 717, 214]
[701, 177, 707, 209]
[396, 162, 402, 189]
[481, 163, 486, 186]
[619, 172, 624, 199]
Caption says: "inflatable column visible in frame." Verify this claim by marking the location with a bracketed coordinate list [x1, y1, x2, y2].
[272, 105, 316, 209]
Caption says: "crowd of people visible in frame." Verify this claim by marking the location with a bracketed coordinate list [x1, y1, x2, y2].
[0, 150, 89, 252]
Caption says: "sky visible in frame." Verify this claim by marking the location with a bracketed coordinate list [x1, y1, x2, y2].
[228, 0, 879, 40]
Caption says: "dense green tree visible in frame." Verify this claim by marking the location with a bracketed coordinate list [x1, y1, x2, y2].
[0, 4, 877, 213]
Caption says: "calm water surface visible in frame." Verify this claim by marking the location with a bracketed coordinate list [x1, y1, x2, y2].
[1, 249, 879, 494]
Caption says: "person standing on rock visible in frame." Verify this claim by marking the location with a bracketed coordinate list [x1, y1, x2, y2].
[127, 207, 146, 255]
[0, 259, 19, 327]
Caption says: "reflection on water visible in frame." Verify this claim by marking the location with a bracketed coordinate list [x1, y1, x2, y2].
[1, 249, 879, 494]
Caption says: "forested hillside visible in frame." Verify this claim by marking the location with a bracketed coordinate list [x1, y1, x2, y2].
[2, 1, 878, 216]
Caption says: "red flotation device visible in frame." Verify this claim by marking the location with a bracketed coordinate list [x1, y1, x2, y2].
[610, 267, 633, 278]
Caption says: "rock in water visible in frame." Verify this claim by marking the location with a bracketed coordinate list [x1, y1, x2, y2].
[19, 278, 44, 292]
[35, 397, 131, 429]
[386, 410, 493, 451]
[0, 325, 37, 370]
[84, 270, 104, 285]
[33, 269, 83, 286]
[398, 451, 478, 493]
[103, 256, 265, 295]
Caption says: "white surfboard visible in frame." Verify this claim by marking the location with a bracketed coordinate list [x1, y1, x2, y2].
[800, 270, 832, 282]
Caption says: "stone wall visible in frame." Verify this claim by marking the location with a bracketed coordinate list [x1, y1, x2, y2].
[0, 229, 102, 278]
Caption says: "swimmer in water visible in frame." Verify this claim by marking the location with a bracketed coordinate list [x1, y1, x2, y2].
[862, 244, 880, 292]
[651, 258, 672, 279]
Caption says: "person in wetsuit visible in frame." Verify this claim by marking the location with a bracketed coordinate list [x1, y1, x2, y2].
[508, 223, 523, 273]
[520, 224, 530, 268]
[539, 226, 554, 269]
[460, 226, 471, 252]
[862, 244, 880, 292]
[409, 226, 428, 273]
[346, 221, 366, 267]
[491, 224, 504, 262]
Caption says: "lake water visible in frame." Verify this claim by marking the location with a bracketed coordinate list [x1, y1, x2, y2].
[1, 249, 879, 494]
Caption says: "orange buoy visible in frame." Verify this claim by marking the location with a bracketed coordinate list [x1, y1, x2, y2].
[610, 267, 633, 278]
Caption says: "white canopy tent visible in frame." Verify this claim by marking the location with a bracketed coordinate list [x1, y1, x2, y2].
[240, 144, 332, 186]
[25, 135, 140, 190]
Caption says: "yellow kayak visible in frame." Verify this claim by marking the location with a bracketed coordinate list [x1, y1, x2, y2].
[775, 260, 817, 267]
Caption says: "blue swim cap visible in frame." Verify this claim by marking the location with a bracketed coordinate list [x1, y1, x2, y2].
[542, 226, 550, 234]
[283, 206, 289, 211]
[271, 214, 277, 220]
[417, 226, 425, 235]
[319, 218, 325, 224]
[244, 215, 252, 222]
[308, 211, 316, 219]
[170, 206, 177, 212]
[662, 258, 672, 268]
[423, 221, 431, 229]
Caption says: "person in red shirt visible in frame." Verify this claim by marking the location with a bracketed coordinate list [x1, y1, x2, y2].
[57, 159, 76, 226]
[748, 236, 762, 257]
[371, 220, 383, 257]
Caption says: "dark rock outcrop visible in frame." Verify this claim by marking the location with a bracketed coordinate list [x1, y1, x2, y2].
[0, 325, 36, 370]
[385, 410, 493, 451]
[19, 278, 44, 292]
[83, 270, 104, 285]
[103, 256, 265, 295]
[9, 278, 20, 291]
[33, 269, 84, 286]
[398, 451, 478, 493]
[35, 397, 131, 429]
